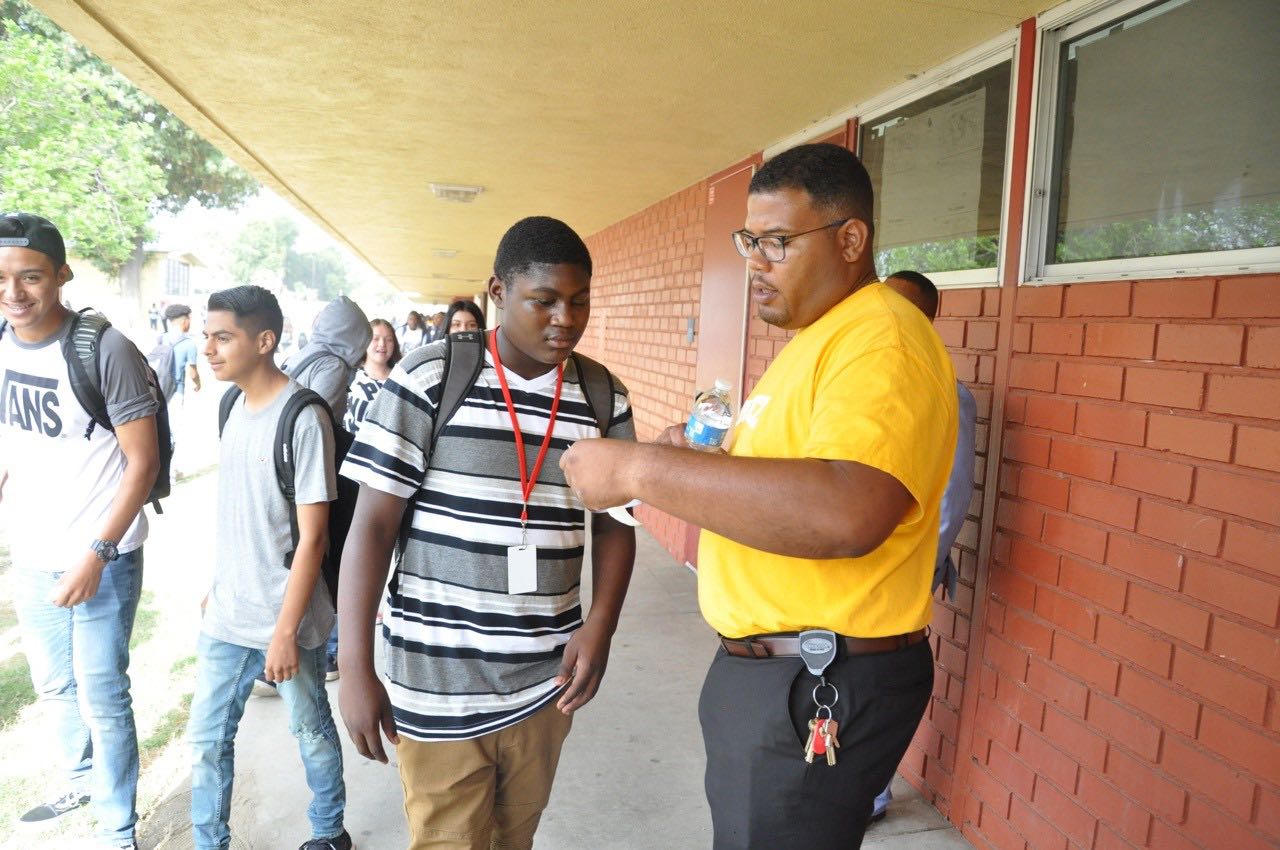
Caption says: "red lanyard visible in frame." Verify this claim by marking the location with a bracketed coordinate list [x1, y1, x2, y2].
[488, 328, 564, 530]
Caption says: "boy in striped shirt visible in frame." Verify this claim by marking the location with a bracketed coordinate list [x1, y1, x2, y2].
[336, 217, 637, 849]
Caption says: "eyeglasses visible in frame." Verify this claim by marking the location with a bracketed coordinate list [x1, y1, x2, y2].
[731, 219, 849, 262]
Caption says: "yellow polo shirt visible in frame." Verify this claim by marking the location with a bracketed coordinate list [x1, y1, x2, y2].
[698, 282, 958, 638]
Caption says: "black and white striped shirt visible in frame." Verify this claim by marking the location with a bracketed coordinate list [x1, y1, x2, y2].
[341, 341, 634, 741]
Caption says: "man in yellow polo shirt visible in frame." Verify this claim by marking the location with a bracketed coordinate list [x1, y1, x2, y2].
[560, 143, 957, 849]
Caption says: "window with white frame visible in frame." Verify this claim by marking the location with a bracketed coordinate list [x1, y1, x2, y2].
[860, 58, 1012, 281]
[1029, 0, 1280, 278]
[165, 258, 190, 296]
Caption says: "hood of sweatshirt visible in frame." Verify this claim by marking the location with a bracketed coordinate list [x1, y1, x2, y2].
[288, 295, 372, 368]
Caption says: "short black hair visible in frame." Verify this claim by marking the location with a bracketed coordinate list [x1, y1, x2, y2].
[207, 285, 284, 352]
[493, 216, 592, 283]
[446, 299, 486, 332]
[750, 143, 875, 242]
[887, 269, 939, 320]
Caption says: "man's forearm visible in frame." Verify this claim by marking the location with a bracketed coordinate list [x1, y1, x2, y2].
[586, 519, 635, 634]
[625, 443, 903, 559]
[337, 487, 405, 672]
[337, 534, 392, 671]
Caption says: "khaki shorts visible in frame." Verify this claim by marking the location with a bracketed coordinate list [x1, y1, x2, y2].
[397, 699, 574, 850]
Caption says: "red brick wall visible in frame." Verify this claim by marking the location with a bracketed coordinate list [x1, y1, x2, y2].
[579, 182, 708, 558]
[963, 273, 1280, 850]
[901, 286, 1003, 818]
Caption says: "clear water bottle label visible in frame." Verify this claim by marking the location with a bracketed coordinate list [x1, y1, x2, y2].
[685, 414, 728, 449]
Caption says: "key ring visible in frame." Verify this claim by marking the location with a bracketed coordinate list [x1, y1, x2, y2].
[812, 679, 839, 709]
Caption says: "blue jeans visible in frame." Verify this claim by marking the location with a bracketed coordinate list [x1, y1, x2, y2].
[14, 548, 145, 844]
[873, 783, 892, 817]
[187, 633, 346, 850]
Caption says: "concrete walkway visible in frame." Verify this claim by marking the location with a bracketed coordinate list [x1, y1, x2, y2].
[142, 521, 970, 849]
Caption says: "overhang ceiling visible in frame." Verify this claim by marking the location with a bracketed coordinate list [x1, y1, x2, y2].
[33, 0, 1044, 298]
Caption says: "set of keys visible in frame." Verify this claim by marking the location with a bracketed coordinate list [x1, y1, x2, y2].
[798, 629, 842, 767]
[804, 714, 840, 765]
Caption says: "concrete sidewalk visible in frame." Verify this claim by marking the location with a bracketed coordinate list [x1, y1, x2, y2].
[143, 528, 970, 849]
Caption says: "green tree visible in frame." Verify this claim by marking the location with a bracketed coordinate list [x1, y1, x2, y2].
[0, 21, 165, 271]
[285, 246, 349, 301]
[3, 0, 256, 212]
[0, 1, 257, 274]
[230, 216, 298, 286]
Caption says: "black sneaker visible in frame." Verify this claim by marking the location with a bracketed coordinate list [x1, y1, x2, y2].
[16, 789, 90, 830]
[325, 656, 340, 682]
[299, 830, 353, 850]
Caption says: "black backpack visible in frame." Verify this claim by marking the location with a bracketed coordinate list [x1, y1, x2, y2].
[431, 330, 616, 453]
[0, 308, 173, 513]
[218, 385, 355, 604]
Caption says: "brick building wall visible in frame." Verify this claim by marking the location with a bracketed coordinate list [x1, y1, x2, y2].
[962, 273, 1280, 850]
[578, 181, 708, 558]
[901, 285, 1002, 819]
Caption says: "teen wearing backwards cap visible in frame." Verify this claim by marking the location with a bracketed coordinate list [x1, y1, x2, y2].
[0, 213, 160, 850]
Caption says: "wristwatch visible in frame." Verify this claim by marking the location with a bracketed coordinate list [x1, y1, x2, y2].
[90, 538, 119, 563]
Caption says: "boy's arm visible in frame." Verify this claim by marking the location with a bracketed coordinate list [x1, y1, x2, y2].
[263, 501, 328, 683]
[337, 485, 404, 762]
[264, 405, 336, 681]
[51, 414, 159, 607]
[554, 510, 636, 714]
[53, 331, 161, 607]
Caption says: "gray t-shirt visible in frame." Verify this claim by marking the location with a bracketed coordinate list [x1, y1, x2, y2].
[203, 381, 337, 650]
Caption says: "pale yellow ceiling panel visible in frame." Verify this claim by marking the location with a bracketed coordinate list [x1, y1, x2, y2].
[33, 0, 1045, 294]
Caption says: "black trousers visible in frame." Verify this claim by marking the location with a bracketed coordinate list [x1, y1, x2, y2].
[699, 638, 934, 850]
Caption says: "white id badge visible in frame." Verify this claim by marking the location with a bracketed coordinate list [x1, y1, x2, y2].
[507, 545, 538, 594]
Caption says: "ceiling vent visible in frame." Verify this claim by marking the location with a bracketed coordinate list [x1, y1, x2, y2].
[430, 183, 484, 203]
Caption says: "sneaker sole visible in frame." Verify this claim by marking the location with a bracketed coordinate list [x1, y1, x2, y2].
[15, 803, 90, 833]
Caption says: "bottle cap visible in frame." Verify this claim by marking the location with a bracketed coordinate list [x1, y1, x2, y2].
[713, 378, 732, 392]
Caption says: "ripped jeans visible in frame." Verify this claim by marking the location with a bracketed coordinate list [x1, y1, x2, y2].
[187, 633, 345, 850]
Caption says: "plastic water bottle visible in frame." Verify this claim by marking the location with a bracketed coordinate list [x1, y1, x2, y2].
[685, 379, 734, 452]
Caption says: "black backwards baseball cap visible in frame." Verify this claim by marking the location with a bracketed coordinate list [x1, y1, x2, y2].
[0, 213, 74, 280]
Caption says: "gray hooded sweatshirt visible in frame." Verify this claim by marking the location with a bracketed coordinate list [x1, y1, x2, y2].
[282, 295, 372, 423]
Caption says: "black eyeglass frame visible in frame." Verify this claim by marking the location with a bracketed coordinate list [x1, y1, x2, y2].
[730, 218, 850, 262]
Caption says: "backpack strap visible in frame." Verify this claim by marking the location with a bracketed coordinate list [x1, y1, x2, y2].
[570, 351, 616, 435]
[275, 388, 336, 500]
[217, 385, 243, 438]
[273, 388, 341, 570]
[429, 331, 486, 455]
[63, 309, 113, 439]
